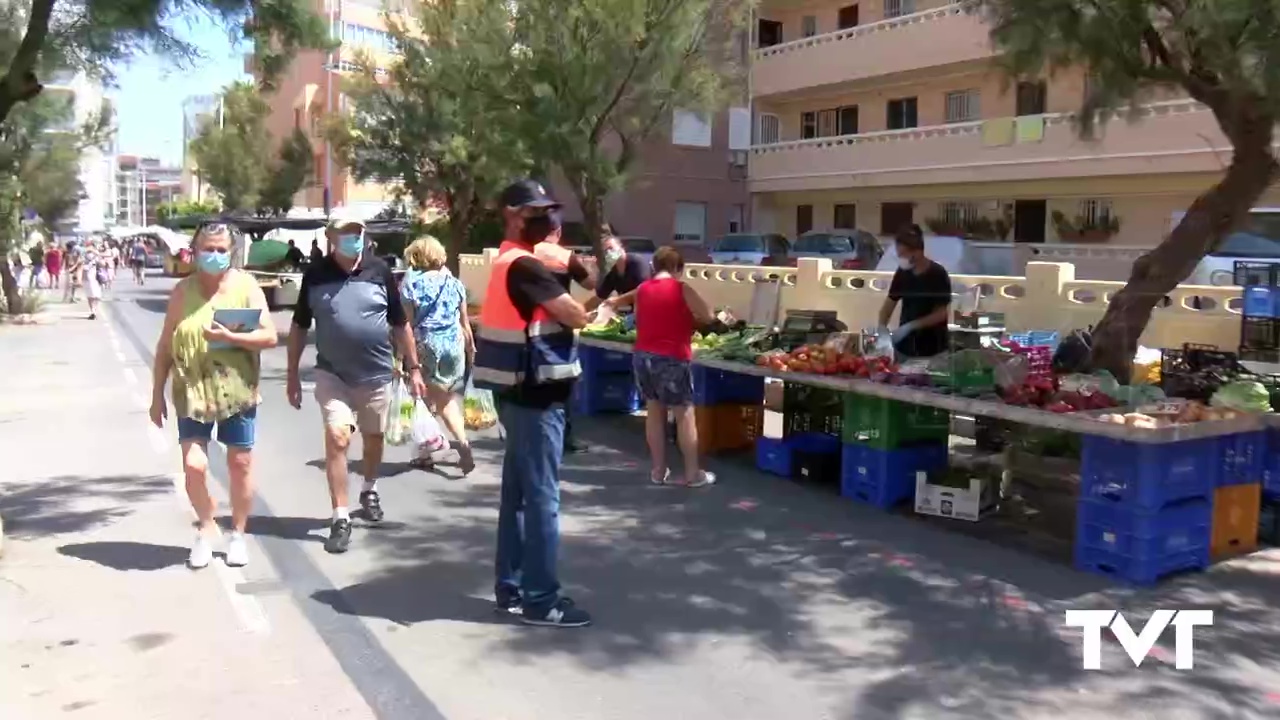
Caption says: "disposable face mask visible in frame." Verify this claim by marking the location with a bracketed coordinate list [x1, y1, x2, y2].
[197, 250, 230, 274]
[603, 249, 624, 271]
[520, 215, 556, 244]
[898, 257, 914, 271]
[337, 233, 365, 257]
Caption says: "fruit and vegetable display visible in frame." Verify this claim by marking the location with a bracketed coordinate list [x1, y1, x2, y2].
[581, 315, 636, 342]
[753, 345, 907, 380]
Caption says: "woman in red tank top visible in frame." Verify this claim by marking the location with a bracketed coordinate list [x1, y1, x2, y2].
[607, 246, 715, 487]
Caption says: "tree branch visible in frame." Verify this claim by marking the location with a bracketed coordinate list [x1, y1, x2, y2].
[0, 0, 57, 123]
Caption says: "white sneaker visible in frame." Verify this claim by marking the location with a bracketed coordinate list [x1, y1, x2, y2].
[188, 535, 213, 569]
[224, 533, 249, 568]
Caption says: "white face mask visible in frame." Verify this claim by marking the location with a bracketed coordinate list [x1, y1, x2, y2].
[898, 257, 914, 271]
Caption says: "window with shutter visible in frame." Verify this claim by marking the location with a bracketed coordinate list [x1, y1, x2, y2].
[758, 114, 780, 144]
[886, 97, 918, 130]
[944, 90, 979, 123]
[802, 16, 817, 37]
[674, 202, 708, 243]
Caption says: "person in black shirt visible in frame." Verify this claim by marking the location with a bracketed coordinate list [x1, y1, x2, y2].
[878, 224, 951, 358]
[584, 235, 649, 312]
[285, 240, 306, 268]
[309, 239, 324, 264]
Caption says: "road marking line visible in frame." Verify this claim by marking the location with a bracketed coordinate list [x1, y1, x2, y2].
[167, 472, 271, 636]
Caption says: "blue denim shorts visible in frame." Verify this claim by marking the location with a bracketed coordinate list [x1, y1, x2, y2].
[633, 351, 694, 406]
[177, 407, 258, 448]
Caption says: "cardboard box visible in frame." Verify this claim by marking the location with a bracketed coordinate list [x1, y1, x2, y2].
[763, 378, 785, 411]
[913, 471, 998, 522]
[762, 410, 786, 439]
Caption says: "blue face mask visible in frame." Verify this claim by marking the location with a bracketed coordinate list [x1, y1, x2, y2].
[337, 234, 365, 258]
[196, 250, 230, 274]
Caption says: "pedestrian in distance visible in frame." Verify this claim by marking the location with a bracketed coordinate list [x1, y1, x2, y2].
[473, 179, 593, 628]
[64, 242, 82, 304]
[608, 246, 716, 487]
[149, 223, 278, 569]
[400, 234, 476, 474]
[82, 243, 104, 320]
[286, 218, 427, 554]
[27, 242, 44, 289]
[130, 239, 148, 285]
[44, 243, 61, 290]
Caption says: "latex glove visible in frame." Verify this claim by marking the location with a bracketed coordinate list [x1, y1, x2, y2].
[875, 325, 891, 338]
[891, 320, 919, 344]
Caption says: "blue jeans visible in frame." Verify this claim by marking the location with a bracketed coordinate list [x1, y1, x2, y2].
[176, 407, 258, 448]
[494, 400, 566, 614]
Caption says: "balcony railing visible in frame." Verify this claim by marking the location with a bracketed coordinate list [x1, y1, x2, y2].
[749, 99, 1230, 191]
[752, 3, 990, 98]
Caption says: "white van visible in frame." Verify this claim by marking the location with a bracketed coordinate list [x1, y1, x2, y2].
[1181, 208, 1280, 286]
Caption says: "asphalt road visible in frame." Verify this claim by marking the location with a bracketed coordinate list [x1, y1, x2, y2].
[7, 274, 1280, 720]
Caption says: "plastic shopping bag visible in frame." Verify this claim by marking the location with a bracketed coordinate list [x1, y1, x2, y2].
[383, 377, 415, 446]
[412, 400, 447, 453]
[463, 377, 498, 431]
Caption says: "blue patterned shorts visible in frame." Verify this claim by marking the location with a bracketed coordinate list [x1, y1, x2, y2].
[633, 351, 694, 406]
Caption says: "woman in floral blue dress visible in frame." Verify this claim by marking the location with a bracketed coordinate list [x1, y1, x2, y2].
[401, 235, 475, 473]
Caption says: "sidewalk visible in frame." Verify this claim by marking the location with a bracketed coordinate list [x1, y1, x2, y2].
[0, 303, 372, 720]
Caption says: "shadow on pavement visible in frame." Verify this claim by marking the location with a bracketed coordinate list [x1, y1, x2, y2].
[235, 515, 329, 543]
[0, 474, 172, 539]
[303, 457, 420, 479]
[57, 541, 188, 571]
[309, 413, 1280, 718]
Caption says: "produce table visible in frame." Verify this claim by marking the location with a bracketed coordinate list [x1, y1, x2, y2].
[578, 336, 1265, 444]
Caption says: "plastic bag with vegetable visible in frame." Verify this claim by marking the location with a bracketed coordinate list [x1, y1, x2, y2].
[1210, 381, 1273, 413]
[463, 378, 499, 430]
[383, 377, 415, 446]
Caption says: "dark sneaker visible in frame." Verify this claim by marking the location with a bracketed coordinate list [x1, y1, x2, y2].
[564, 439, 590, 455]
[358, 490, 384, 522]
[324, 518, 353, 554]
[494, 590, 523, 616]
[521, 597, 592, 628]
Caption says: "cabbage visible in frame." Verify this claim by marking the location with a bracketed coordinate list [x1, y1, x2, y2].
[1210, 381, 1272, 413]
[1112, 383, 1166, 406]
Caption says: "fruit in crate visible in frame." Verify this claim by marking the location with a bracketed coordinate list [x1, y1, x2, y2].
[752, 345, 897, 378]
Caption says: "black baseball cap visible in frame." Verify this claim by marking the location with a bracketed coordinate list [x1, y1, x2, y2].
[500, 179, 561, 210]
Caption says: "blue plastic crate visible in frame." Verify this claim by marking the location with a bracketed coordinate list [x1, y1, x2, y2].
[1244, 285, 1280, 318]
[572, 374, 639, 415]
[579, 345, 634, 376]
[691, 366, 765, 405]
[1076, 497, 1211, 560]
[1006, 330, 1061, 351]
[755, 433, 841, 480]
[1080, 435, 1215, 510]
[1263, 429, 1280, 498]
[1218, 431, 1266, 487]
[756, 437, 793, 477]
[840, 443, 948, 510]
[1073, 545, 1209, 586]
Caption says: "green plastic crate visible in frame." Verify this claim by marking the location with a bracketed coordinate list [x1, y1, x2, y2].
[840, 393, 951, 450]
[928, 367, 995, 396]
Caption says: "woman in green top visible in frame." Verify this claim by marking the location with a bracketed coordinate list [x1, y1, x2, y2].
[149, 224, 278, 570]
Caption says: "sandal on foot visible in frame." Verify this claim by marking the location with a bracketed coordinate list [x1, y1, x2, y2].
[649, 469, 671, 486]
[458, 445, 476, 476]
[681, 471, 716, 489]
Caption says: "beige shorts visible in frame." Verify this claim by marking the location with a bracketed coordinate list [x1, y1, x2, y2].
[314, 369, 390, 435]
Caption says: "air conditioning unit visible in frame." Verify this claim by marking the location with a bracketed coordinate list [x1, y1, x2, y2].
[729, 150, 748, 167]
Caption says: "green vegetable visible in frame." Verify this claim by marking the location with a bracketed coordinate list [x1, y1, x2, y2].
[1210, 381, 1272, 412]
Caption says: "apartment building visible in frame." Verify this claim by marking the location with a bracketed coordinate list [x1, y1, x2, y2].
[748, 0, 1280, 249]
[553, 107, 752, 246]
[114, 155, 183, 226]
[252, 0, 403, 216]
[41, 72, 112, 232]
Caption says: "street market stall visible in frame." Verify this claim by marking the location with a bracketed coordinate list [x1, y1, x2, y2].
[575, 314, 1280, 587]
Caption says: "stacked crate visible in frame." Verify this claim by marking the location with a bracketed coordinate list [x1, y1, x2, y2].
[1074, 436, 1216, 585]
[1260, 430, 1280, 545]
[573, 345, 640, 416]
[689, 367, 765, 455]
[755, 383, 844, 483]
[1211, 431, 1265, 560]
[1238, 261, 1280, 363]
[838, 395, 951, 509]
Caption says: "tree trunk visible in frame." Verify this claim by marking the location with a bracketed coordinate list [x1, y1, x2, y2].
[1089, 136, 1279, 378]
[580, 191, 608, 270]
[0, 260, 21, 315]
[445, 196, 472, 277]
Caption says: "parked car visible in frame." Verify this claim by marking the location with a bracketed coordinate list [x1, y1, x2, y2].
[616, 235, 655, 266]
[709, 232, 790, 265]
[1184, 208, 1280, 286]
[789, 229, 883, 270]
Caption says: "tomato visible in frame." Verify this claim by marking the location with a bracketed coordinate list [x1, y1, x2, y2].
[755, 355, 769, 366]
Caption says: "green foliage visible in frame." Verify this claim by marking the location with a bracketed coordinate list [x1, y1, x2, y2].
[330, 0, 534, 266]
[0, 0, 333, 125]
[514, 0, 751, 243]
[257, 127, 313, 216]
[156, 198, 220, 221]
[189, 81, 271, 213]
